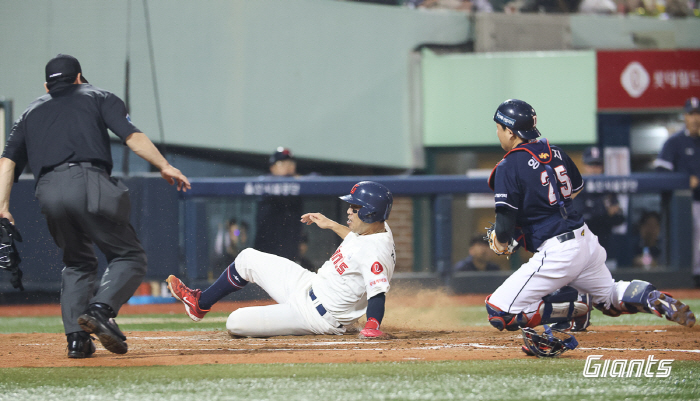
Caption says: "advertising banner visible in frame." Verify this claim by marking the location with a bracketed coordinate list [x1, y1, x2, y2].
[597, 50, 700, 111]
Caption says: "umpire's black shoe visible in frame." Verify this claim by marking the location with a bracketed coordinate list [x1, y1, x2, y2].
[66, 331, 96, 358]
[77, 303, 128, 354]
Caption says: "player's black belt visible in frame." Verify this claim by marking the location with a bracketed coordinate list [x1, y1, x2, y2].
[555, 231, 575, 243]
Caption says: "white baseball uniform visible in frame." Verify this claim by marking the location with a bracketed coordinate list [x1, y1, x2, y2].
[226, 223, 395, 337]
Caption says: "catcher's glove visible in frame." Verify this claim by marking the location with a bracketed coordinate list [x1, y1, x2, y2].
[485, 222, 519, 256]
[0, 218, 24, 291]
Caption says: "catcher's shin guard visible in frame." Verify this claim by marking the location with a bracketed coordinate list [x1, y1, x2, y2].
[620, 280, 656, 314]
[485, 295, 524, 331]
[523, 287, 591, 329]
[598, 280, 659, 316]
[551, 294, 592, 332]
[525, 299, 590, 328]
[598, 280, 696, 327]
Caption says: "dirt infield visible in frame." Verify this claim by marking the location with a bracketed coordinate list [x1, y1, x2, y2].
[1, 290, 698, 367]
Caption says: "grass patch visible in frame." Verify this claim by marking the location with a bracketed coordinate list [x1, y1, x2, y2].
[0, 360, 698, 401]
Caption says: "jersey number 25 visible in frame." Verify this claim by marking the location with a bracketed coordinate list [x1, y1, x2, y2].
[540, 165, 572, 205]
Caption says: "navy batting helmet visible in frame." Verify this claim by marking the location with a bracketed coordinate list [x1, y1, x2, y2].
[493, 99, 541, 140]
[339, 181, 393, 223]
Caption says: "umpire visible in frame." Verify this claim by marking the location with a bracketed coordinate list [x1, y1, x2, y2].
[0, 54, 191, 358]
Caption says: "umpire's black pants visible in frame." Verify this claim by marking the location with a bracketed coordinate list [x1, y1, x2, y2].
[35, 163, 147, 334]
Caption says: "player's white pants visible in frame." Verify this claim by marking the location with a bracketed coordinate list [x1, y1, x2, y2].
[225, 249, 345, 337]
[490, 223, 625, 319]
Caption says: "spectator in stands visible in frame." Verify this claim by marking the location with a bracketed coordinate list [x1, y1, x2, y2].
[520, 0, 582, 12]
[453, 236, 501, 272]
[349, 0, 402, 5]
[295, 233, 317, 272]
[213, 218, 249, 276]
[654, 97, 700, 285]
[416, 0, 494, 12]
[664, 0, 694, 17]
[572, 146, 625, 266]
[253, 148, 303, 261]
[578, 0, 616, 13]
[631, 211, 663, 269]
[619, 0, 661, 15]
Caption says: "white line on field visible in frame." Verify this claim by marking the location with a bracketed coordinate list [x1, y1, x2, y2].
[417, 343, 700, 354]
[127, 335, 700, 355]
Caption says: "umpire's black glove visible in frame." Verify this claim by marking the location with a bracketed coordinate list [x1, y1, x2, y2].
[0, 218, 24, 291]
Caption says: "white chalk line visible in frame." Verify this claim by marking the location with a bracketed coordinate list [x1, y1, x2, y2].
[155, 341, 700, 354]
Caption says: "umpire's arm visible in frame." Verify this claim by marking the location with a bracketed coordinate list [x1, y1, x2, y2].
[125, 132, 191, 192]
[0, 158, 16, 224]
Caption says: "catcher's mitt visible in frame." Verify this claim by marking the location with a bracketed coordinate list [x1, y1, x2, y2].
[485, 222, 519, 256]
[0, 218, 24, 291]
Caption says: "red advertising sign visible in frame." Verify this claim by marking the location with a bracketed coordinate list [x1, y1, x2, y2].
[597, 50, 700, 111]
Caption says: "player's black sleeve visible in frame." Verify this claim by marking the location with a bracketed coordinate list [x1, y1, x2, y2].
[495, 207, 517, 244]
[366, 292, 386, 324]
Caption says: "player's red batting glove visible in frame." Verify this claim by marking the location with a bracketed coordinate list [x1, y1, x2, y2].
[359, 318, 384, 338]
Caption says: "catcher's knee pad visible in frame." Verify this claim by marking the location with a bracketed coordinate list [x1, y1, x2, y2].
[485, 295, 525, 331]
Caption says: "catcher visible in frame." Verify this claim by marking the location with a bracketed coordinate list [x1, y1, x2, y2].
[484, 99, 695, 336]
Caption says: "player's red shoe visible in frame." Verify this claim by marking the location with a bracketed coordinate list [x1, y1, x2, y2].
[166, 275, 210, 322]
[648, 291, 695, 328]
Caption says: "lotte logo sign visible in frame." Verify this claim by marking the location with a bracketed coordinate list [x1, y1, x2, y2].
[597, 50, 700, 111]
[620, 62, 650, 98]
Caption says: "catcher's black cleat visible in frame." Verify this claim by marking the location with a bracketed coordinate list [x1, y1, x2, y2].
[78, 303, 128, 354]
[66, 331, 96, 358]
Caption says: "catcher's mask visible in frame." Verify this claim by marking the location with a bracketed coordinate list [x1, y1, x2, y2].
[521, 325, 578, 358]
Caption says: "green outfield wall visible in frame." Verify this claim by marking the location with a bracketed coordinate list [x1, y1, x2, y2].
[422, 49, 597, 147]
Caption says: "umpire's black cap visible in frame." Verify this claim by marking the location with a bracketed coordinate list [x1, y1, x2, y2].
[685, 97, 700, 114]
[45, 54, 88, 83]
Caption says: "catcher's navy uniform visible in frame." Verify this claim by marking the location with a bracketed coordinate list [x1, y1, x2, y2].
[488, 139, 584, 252]
[485, 99, 695, 332]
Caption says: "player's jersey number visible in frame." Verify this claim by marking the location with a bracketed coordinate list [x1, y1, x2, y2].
[540, 165, 572, 205]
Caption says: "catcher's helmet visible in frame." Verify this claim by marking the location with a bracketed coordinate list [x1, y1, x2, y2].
[493, 99, 541, 140]
[340, 181, 393, 223]
[521, 325, 578, 358]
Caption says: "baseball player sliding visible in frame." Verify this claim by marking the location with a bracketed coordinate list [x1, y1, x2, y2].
[484, 99, 695, 335]
[167, 181, 395, 338]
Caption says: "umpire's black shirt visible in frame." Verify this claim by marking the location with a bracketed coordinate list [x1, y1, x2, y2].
[2, 81, 140, 184]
